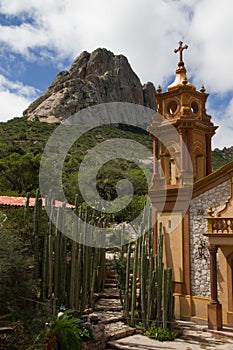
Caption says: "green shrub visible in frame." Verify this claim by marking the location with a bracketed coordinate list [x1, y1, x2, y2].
[146, 325, 175, 342]
[45, 310, 91, 350]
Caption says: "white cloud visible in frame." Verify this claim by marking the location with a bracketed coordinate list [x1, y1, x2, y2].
[0, 74, 39, 121]
[2, 0, 231, 90]
[0, 0, 233, 148]
[187, 0, 233, 93]
[212, 123, 233, 149]
[0, 91, 30, 121]
[0, 24, 48, 59]
[0, 0, 193, 76]
[212, 97, 233, 149]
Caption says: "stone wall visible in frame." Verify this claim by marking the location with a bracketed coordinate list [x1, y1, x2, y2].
[190, 180, 231, 297]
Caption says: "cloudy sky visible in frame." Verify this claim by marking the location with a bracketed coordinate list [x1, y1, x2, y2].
[0, 0, 232, 149]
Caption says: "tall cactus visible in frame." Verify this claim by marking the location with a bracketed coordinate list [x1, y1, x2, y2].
[24, 192, 30, 219]
[41, 213, 49, 300]
[47, 202, 54, 300]
[33, 189, 42, 280]
[69, 235, 77, 310]
[121, 219, 174, 330]
[59, 204, 67, 305]
[131, 237, 140, 326]
[146, 248, 154, 327]
[124, 243, 131, 322]
[140, 236, 147, 328]
[74, 246, 82, 311]
[90, 244, 98, 308]
[31, 190, 110, 315]
[156, 225, 164, 327]
[53, 206, 63, 304]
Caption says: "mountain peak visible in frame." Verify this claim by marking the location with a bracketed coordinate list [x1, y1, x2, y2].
[23, 48, 157, 122]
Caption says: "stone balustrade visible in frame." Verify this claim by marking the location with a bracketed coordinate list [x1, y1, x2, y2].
[208, 217, 233, 234]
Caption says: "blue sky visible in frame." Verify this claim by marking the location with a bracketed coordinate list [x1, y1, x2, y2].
[0, 0, 233, 149]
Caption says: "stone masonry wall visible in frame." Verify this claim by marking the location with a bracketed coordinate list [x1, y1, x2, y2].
[190, 180, 231, 297]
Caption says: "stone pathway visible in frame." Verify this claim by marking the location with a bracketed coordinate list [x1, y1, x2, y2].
[93, 269, 135, 342]
[92, 258, 233, 349]
[107, 321, 233, 350]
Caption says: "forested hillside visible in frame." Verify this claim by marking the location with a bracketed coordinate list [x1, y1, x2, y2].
[212, 146, 233, 171]
[0, 117, 57, 195]
[0, 116, 232, 200]
[0, 117, 152, 222]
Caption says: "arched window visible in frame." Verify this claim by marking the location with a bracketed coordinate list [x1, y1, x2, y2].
[165, 146, 178, 185]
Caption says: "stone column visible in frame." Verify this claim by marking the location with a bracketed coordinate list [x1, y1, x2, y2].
[207, 245, 222, 330]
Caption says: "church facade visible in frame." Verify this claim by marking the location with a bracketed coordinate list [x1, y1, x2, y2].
[148, 42, 233, 330]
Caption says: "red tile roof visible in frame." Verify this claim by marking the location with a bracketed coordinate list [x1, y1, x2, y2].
[0, 196, 75, 208]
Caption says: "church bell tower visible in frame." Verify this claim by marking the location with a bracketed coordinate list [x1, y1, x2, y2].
[148, 41, 218, 187]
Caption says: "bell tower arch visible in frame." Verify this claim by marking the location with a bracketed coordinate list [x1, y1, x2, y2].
[148, 41, 218, 186]
[147, 42, 219, 309]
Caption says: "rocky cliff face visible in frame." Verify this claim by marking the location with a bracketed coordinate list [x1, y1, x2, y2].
[23, 48, 157, 122]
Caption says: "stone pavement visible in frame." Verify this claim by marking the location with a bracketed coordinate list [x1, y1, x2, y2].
[93, 258, 233, 349]
[92, 272, 136, 342]
[107, 321, 233, 350]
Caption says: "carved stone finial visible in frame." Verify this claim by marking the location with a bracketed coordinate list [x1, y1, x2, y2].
[200, 85, 206, 93]
[182, 78, 188, 85]
[207, 206, 214, 217]
[174, 41, 188, 68]
[157, 85, 162, 93]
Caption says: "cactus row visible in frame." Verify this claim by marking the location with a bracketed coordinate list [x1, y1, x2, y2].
[27, 191, 106, 313]
[121, 216, 174, 330]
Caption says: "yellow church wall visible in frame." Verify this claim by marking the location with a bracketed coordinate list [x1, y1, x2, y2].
[217, 246, 233, 325]
[191, 296, 209, 322]
[174, 294, 209, 322]
[157, 211, 183, 283]
[174, 294, 192, 319]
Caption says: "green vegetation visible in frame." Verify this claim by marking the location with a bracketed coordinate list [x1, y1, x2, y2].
[0, 207, 50, 349]
[146, 324, 176, 341]
[0, 191, 106, 349]
[0, 116, 232, 200]
[111, 221, 175, 332]
[212, 146, 233, 171]
[45, 310, 91, 350]
[0, 117, 57, 195]
[0, 117, 151, 225]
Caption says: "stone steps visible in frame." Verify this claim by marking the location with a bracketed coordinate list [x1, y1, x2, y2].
[0, 316, 14, 335]
[0, 326, 14, 334]
[92, 311, 124, 324]
[93, 257, 136, 347]
[105, 277, 117, 282]
[98, 288, 120, 299]
[105, 321, 136, 342]
[104, 283, 117, 288]
[106, 343, 139, 350]
[94, 302, 122, 312]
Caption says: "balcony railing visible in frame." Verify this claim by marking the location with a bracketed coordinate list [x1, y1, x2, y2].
[208, 217, 233, 235]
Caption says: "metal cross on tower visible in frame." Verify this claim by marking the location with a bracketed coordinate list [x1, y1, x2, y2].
[174, 41, 188, 67]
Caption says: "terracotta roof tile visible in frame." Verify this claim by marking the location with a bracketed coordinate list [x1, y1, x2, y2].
[0, 196, 74, 209]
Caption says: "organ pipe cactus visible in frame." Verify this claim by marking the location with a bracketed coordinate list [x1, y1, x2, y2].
[122, 220, 174, 330]
[33, 189, 42, 279]
[28, 190, 110, 314]
[124, 243, 131, 322]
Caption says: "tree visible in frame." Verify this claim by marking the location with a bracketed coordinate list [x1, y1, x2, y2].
[0, 153, 40, 194]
